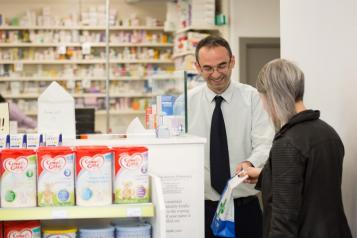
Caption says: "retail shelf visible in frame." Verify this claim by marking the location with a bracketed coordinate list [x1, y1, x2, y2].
[0, 59, 173, 64]
[97, 109, 145, 115]
[0, 25, 165, 31]
[176, 25, 219, 34]
[0, 75, 178, 81]
[2, 93, 158, 99]
[25, 109, 145, 116]
[0, 203, 154, 221]
[172, 50, 195, 59]
[0, 43, 173, 47]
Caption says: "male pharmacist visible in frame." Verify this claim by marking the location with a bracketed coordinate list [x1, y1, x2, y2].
[186, 35, 274, 238]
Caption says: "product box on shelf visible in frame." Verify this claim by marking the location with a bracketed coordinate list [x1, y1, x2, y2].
[4, 221, 41, 238]
[0, 149, 37, 208]
[113, 147, 149, 204]
[75, 146, 113, 206]
[37, 146, 75, 206]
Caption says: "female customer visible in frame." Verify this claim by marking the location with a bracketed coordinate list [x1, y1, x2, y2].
[240, 59, 352, 238]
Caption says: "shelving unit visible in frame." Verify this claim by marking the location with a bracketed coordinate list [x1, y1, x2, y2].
[0, 203, 154, 221]
[0, 7, 176, 132]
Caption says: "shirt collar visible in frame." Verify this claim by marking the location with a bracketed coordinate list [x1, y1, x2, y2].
[204, 81, 234, 104]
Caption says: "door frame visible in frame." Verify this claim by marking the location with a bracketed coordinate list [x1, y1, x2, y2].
[239, 37, 280, 84]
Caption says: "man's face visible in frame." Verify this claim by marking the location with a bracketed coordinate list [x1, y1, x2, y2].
[195, 46, 235, 94]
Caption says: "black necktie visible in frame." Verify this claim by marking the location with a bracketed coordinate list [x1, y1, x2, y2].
[210, 96, 231, 194]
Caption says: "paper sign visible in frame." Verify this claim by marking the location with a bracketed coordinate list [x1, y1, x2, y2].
[82, 42, 91, 55]
[38, 82, 76, 140]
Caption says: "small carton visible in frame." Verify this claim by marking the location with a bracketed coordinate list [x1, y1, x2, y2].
[0, 149, 37, 207]
[113, 147, 149, 203]
[37, 146, 75, 206]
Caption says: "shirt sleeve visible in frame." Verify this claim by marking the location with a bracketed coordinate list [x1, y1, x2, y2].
[246, 92, 274, 168]
[9, 102, 37, 129]
[269, 141, 304, 238]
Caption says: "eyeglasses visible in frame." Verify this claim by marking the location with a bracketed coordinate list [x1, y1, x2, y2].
[199, 61, 231, 75]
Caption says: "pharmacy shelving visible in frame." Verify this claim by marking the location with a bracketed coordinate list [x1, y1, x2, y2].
[172, 50, 195, 59]
[2, 93, 160, 99]
[0, 43, 173, 48]
[0, 25, 167, 31]
[175, 25, 219, 34]
[0, 19, 176, 133]
[0, 59, 173, 64]
[24, 109, 145, 116]
[0, 203, 154, 221]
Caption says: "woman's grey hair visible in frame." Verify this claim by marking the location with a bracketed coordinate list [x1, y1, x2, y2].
[256, 58, 305, 129]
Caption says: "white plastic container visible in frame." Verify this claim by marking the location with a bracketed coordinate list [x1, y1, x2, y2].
[115, 222, 151, 238]
[79, 225, 115, 238]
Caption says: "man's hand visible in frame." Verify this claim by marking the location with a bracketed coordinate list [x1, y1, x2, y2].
[235, 161, 254, 175]
[240, 167, 262, 184]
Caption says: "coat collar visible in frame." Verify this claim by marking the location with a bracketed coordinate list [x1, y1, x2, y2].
[274, 110, 320, 140]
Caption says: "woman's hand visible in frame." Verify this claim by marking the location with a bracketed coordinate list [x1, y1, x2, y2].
[239, 167, 262, 184]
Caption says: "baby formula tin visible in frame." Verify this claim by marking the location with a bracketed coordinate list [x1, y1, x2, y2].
[75, 146, 113, 206]
[4, 220, 41, 238]
[115, 221, 151, 238]
[113, 147, 149, 204]
[37, 146, 75, 206]
[42, 226, 77, 238]
[0, 149, 37, 207]
[79, 225, 115, 238]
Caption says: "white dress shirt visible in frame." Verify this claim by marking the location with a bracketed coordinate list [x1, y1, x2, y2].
[187, 80, 274, 201]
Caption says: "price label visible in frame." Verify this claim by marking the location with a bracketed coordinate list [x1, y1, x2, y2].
[57, 45, 66, 54]
[82, 42, 91, 55]
[52, 209, 68, 219]
[126, 207, 142, 217]
[14, 62, 23, 72]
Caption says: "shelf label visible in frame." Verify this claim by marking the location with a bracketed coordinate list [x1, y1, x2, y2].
[51, 209, 68, 219]
[82, 42, 91, 55]
[14, 62, 23, 72]
[126, 207, 142, 217]
[57, 45, 67, 54]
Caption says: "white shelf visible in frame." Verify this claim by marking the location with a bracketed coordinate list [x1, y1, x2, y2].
[0, 25, 165, 30]
[172, 50, 195, 59]
[3, 93, 158, 99]
[176, 25, 219, 34]
[0, 43, 173, 47]
[0, 59, 173, 64]
[0, 75, 179, 81]
[25, 109, 145, 116]
[0, 203, 154, 221]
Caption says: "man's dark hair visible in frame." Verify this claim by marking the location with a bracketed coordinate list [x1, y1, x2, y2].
[195, 35, 233, 63]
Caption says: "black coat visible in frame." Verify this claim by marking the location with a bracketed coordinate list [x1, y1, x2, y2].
[256, 110, 352, 238]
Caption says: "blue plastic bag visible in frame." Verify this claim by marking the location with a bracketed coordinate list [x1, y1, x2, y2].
[211, 175, 248, 237]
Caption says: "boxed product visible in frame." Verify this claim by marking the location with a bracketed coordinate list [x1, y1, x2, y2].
[0, 149, 37, 207]
[4, 221, 41, 238]
[75, 146, 113, 206]
[113, 147, 149, 203]
[37, 146, 75, 206]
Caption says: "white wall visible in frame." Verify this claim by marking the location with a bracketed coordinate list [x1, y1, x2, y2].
[229, 0, 280, 82]
[281, 0, 357, 236]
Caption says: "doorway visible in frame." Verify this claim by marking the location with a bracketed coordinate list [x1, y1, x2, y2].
[239, 37, 280, 87]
